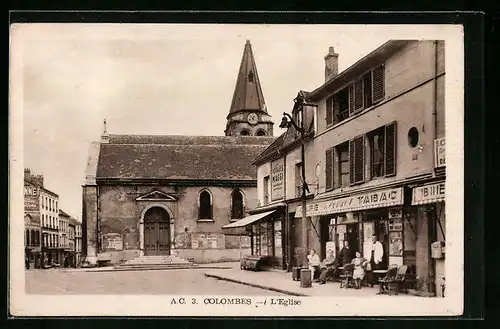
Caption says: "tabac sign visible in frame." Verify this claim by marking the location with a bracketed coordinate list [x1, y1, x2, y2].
[271, 158, 285, 201]
[295, 187, 404, 217]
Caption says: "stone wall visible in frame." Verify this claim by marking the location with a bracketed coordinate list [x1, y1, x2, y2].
[91, 183, 258, 264]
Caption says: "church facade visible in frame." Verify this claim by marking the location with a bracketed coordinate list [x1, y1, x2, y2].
[82, 40, 275, 265]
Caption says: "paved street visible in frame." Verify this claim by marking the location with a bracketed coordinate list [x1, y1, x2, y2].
[25, 268, 285, 295]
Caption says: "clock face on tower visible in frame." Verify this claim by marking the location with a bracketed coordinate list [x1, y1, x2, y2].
[247, 113, 259, 125]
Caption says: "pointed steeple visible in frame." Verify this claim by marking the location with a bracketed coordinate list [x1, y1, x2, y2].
[228, 40, 267, 115]
[225, 40, 273, 137]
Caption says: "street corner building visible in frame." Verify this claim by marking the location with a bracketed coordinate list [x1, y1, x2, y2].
[243, 40, 446, 296]
[81, 40, 276, 266]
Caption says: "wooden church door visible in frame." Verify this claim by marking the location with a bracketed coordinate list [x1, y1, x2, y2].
[144, 207, 170, 256]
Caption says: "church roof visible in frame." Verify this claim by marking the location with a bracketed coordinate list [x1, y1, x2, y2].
[228, 40, 267, 116]
[96, 134, 275, 182]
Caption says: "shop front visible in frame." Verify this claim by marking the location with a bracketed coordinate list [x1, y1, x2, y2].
[222, 204, 287, 270]
[412, 180, 446, 296]
[296, 187, 411, 271]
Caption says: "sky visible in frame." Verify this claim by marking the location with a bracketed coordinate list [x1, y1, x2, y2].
[15, 24, 393, 220]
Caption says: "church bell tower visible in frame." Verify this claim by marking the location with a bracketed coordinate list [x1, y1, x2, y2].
[225, 40, 273, 137]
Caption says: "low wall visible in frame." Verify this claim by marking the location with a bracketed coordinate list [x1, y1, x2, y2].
[175, 248, 252, 264]
[97, 248, 251, 265]
[98, 250, 140, 265]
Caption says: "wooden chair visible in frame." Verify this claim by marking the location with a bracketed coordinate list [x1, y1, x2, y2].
[378, 265, 398, 295]
[340, 263, 355, 289]
[393, 265, 409, 295]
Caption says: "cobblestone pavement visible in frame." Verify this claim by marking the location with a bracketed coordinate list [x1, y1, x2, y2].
[25, 268, 285, 295]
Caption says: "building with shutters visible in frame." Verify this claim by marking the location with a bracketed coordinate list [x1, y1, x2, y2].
[82, 40, 275, 266]
[24, 169, 62, 269]
[251, 40, 446, 296]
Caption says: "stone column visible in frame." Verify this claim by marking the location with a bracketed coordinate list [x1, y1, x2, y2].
[139, 221, 144, 256]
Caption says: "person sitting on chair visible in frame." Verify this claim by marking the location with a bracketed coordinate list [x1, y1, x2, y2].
[307, 249, 321, 281]
[318, 250, 337, 285]
[351, 251, 368, 289]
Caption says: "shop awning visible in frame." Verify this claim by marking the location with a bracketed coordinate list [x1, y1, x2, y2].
[222, 210, 276, 236]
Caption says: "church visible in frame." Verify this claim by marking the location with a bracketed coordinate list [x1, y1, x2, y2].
[82, 40, 276, 265]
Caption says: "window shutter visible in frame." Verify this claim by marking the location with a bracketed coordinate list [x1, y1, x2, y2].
[325, 148, 334, 190]
[372, 64, 385, 103]
[333, 148, 340, 188]
[353, 79, 364, 112]
[353, 136, 365, 183]
[348, 84, 354, 114]
[326, 97, 333, 126]
[385, 121, 397, 176]
[349, 140, 355, 184]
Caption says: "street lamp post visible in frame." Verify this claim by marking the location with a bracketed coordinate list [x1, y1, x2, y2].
[279, 98, 310, 267]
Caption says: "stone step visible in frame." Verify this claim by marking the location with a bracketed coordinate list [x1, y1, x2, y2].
[118, 255, 194, 267]
[112, 263, 198, 271]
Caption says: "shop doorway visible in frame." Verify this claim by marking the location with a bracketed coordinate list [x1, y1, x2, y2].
[365, 210, 389, 269]
[319, 217, 331, 260]
[346, 223, 360, 254]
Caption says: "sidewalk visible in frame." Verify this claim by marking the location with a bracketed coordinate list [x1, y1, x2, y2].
[204, 267, 423, 297]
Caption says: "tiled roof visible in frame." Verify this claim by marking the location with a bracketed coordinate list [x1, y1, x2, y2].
[252, 116, 315, 165]
[251, 132, 286, 165]
[97, 135, 275, 181]
[59, 209, 70, 218]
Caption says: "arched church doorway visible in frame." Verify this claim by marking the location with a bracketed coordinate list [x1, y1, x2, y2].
[144, 207, 170, 256]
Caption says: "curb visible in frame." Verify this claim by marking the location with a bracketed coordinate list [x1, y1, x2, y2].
[80, 266, 234, 273]
[204, 273, 309, 297]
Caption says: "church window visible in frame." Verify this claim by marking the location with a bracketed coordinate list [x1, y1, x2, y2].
[231, 190, 244, 220]
[240, 130, 250, 136]
[198, 190, 213, 220]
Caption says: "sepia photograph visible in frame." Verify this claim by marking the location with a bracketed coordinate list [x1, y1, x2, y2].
[9, 22, 464, 317]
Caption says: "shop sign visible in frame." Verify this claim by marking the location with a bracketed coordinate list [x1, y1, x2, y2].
[271, 158, 285, 201]
[102, 233, 123, 251]
[24, 185, 38, 196]
[295, 187, 403, 217]
[412, 181, 445, 205]
[24, 197, 38, 210]
[434, 137, 446, 168]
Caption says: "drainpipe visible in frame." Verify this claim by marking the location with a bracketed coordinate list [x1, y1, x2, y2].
[433, 40, 439, 157]
[428, 40, 439, 295]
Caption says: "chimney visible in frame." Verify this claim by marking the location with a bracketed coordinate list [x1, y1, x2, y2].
[34, 175, 44, 188]
[24, 168, 31, 180]
[324, 46, 339, 82]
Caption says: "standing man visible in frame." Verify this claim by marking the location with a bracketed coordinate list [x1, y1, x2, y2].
[364, 234, 384, 286]
[338, 240, 354, 266]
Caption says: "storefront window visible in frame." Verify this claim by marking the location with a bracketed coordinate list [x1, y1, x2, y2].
[274, 220, 282, 258]
[260, 221, 268, 256]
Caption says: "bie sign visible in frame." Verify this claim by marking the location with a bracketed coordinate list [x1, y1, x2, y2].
[271, 159, 285, 201]
[295, 187, 403, 217]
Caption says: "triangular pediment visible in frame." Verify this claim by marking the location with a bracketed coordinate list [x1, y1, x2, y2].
[136, 190, 177, 201]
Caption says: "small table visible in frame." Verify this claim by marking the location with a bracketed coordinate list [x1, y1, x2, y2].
[372, 269, 388, 283]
